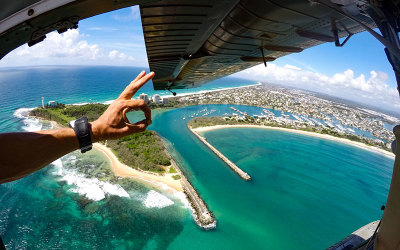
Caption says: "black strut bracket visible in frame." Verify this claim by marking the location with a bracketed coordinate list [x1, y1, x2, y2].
[331, 18, 353, 47]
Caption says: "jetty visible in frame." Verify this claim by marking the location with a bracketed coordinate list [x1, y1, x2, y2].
[189, 126, 251, 181]
[170, 159, 216, 229]
[160, 136, 216, 229]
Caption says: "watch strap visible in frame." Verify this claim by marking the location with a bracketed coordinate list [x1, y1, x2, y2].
[69, 117, 92, 153]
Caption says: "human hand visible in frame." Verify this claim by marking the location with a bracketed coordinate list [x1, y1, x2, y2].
[91, 71, 155, 141]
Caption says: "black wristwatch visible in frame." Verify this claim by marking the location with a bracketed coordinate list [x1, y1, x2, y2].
[69, 117, 92, 153]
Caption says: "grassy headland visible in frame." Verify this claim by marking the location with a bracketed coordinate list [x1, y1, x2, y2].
[30, 103, 172, 173]
[30, 103, 108, 126]
[106, 130, 170, 172]
[31, 103, 216, 227]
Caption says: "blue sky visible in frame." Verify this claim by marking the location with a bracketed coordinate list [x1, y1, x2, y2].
[1, 6, 399, 112]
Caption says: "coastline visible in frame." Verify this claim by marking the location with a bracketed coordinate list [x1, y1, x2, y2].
[93, 143, 183, 192]
[34, 116, 184, 192]
[154, 82, 262, 99]
[192, 125, 395, 159]
[29, 110, 215, 228]
[97, 83, 262, 104]
[94, 142, 216, 228]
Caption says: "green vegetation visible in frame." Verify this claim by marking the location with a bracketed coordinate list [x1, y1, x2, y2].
[30, 99, 187, 126]
[30, 104, 108, 126]
[188, 116, 254, 129]
[172, 175, 181, 180]
[148, 99, 182, 109]
[107, 130, 171, 172]
[30, 103, 172, 172]
[188, 116, 389, 151]
[169, 166, 177, 173]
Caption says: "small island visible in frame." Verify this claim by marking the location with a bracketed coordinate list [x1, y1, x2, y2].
[29, 103, 216, 229]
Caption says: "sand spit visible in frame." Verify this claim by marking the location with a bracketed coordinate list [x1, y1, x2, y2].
[192, 125, 395, 159]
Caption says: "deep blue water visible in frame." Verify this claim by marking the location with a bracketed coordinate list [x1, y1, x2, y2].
[0, 65, 256, 132]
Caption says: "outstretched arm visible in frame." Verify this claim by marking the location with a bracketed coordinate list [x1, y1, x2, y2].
[0, 71, 154, 184]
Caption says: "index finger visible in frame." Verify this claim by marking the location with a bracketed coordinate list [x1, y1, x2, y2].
[118, 71, 155, 100]
[123, 99, 152, 121]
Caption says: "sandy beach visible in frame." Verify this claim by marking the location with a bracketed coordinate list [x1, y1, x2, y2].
[31, 115, 184, 192]
[93, 143, 183, 192]
[192, 125, 395, 159]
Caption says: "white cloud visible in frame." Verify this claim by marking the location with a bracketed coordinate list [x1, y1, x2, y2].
[1, 29, 102, 64]
[109, 50, 119, 59]
[1, 29, 136, 66]
[108, 50, 134, 61]
[284, 64, 301, 71]
[25, 29, 101, 59]
[284, 55, 318, 72]
[235, 63, 400, 111]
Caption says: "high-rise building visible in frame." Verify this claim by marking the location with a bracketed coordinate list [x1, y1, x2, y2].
[152, 94, 161, 104]
[139, 93, 149, 104]
[162, 97, 169, 104]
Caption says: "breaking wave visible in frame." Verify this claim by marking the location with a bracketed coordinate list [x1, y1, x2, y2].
[14, 107, 130, 202]
[13, 107, 33, 119]
[103, 100, 114, 105]
[71, 102, 89, 106]
[13, 108, 44, 132]
[143, 190, 174, 208]
[13, 106, 185, 208]
[53, 165, 130, 201]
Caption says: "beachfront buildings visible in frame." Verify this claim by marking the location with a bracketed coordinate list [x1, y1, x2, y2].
[139, 93, 149, 104]
[162, 97, 168, 104]
[139, 93, 169, 105]
[170, 84, 398, 148]
[152, 94, 161, 104]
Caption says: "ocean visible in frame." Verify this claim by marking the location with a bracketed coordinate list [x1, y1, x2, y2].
[0, 66, 395, 249]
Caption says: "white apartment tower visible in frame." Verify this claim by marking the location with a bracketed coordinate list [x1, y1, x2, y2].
[152, 94, 161, 104]
[139, 93, 149, 104]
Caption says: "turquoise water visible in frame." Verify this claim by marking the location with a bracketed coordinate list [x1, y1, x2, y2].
[0, 67, 395, 249]
[0, 149, 190, 249]
[148, 105, 394, 249]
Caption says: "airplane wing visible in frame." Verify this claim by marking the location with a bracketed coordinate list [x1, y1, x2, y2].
[1, 1, 399, 92]
[140, 0, 377, 90]
[0, 0, 156, 61]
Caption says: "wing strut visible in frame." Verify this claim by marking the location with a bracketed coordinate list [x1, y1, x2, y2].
[260, 47, 267, 67]
[331, 18, 353, 47]
[313, 0, 400, 96]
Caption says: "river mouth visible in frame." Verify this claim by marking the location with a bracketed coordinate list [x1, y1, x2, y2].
[144, 104, 394, 249]
[0, 104, 394, 249]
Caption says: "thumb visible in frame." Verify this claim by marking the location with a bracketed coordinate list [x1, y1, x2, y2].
[126, 119, 150, 134]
